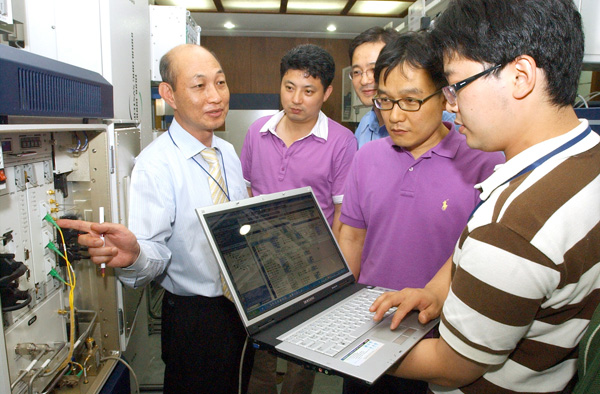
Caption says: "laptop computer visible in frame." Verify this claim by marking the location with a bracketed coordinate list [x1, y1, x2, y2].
[196, 187, 438, 385]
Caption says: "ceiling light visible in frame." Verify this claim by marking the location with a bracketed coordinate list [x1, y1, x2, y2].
[350, 1, 410, 15]
[155, 0, 216, 11]
[327, 24, 336, 32]
[224, 21, 236, 29]
[223, 0, 279, 11]
[288, 0, 345, 12]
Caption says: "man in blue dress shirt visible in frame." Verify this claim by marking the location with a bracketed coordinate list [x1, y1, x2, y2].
[57, 44, 251, 394]
[348, 27, 398, 148]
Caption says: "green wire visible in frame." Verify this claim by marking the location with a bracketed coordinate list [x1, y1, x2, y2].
[46, 242, 66, 259]
[49, 268, 68, 285]
[43, 213, 61, 231]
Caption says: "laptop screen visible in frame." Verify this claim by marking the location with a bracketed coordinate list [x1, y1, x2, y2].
[203, 192, 349, 321]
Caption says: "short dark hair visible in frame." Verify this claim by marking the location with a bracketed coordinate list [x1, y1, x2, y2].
[280, 44, 335, 89]
[431, 0, 584, 106]
[374, 31, 447, 90]
[348, 27, 399, 64]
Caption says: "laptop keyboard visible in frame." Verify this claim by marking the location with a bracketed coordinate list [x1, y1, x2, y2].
[280, 288, 397, 357]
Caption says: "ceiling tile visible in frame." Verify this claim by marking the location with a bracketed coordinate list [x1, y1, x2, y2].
[349, 1, 411, 16]
[222, 0, 280, 12]
[286, 0, 347, 14]
[155, 0, 217, 11]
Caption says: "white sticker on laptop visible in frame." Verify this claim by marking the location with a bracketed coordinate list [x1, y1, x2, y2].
[340, 339, 383, 366]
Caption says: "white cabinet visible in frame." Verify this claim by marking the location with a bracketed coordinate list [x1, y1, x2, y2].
[97, 0, 152, 148]
[406, 0, 448, 32]
[23, 0, 102, 74]
[22, 0, 153, 147]
[149, 5, 201, 81]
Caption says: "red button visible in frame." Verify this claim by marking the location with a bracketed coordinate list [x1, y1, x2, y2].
[0, 169, 6, 182]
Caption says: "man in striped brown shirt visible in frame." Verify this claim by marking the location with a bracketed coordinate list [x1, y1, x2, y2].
[369, 0, 600, 393]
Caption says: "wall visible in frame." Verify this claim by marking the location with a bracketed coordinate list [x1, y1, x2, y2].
[579, 71, 594, 98]
[202, 36, 354, 128]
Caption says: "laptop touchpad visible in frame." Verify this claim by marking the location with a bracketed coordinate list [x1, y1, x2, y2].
[370, 325, 410, 342]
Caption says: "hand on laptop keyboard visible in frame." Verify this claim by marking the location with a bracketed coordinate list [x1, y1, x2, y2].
[370, 287, 443, 330]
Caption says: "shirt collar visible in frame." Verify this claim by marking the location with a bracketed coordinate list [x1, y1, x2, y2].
[259, 110, 329, 141]
[477, 119, 591, 201]
[428, 122, 461, 159]
[168, 118, 220, 159]
[365, 108, 380, 132]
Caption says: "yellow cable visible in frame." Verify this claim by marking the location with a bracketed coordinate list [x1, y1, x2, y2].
[55, 226, 76, 372]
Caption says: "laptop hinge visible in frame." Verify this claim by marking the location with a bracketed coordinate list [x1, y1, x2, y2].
[256, 318, 277, 332]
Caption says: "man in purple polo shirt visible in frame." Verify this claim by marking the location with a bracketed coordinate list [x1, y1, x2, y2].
[241, 44, 357, 240]
[241, 44, 357, 394]
[338, 32, 504, 394]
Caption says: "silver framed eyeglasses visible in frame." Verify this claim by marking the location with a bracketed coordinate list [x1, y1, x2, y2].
[442, 64, 502, 106]
[348, 68, 375, 80]
[372, 89, 442, 112]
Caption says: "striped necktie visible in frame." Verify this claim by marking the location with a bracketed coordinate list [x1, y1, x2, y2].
[199, 147, 233, 301]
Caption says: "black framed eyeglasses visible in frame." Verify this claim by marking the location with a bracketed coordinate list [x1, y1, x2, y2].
[442, 64, 502, 106]
[372, 89, 442, 112]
